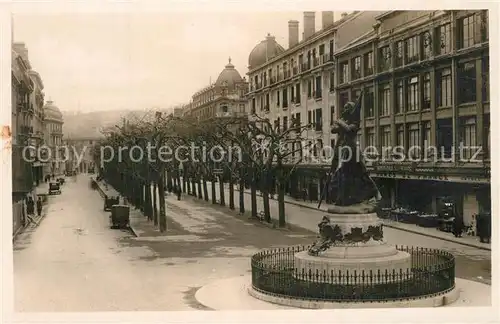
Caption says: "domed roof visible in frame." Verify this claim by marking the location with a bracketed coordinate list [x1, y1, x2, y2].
[248, 34, 285, 70]
[43, 100, 63, 122]
[215, 57, 243, 90]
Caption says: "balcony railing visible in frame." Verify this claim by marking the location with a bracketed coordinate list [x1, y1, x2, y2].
[314, 90, 322, 100]
[301, 63, 310, 73]
[270, 76, 276, 85]
[215, 111, 249, 118]
[284, 70, 291, 79]
[292, 66, 298, 75]
[365, 67, 374, 76]
[352, 70, 362, 80]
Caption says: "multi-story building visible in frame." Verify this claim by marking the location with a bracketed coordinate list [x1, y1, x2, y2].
[333, 10, 489, 225]
[29, 69, 45, 185]
[183, 58, 248, 120]
[64, 137, 99, 173]
[246, 11, 383, 200]
[43, 100, 65, 177]
[11, 43, 35, 236]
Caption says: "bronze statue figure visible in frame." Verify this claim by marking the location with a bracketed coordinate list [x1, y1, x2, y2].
[318, 90, 381, 208]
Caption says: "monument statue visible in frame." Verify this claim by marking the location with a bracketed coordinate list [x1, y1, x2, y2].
[309, 90, 383, 256]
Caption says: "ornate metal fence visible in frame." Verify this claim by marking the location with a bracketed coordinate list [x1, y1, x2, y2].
[251, 245, 455, 302]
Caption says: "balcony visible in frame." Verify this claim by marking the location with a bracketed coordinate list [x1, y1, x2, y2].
[284, 70, 291, 79]
[19, 125, 33, 135]
[277, 73, 283, 82]
[406, 55, 419, 65]
[301, 63, 310, 73]
[292, 66, 298, 75]
[282, 102, 289, 109]
[352, 70, 362, 80]
[270, 76, 276, 85]
[215, 111, 248, 118]
[365, 67, 374, 76]
[292, 96, 301, 105]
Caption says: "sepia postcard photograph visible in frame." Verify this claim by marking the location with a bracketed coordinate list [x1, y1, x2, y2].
[2, 1, 498, 323]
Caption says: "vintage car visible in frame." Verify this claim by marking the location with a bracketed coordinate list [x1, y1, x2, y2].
[48, 182, 61, 195]
[104, 196, 120, 211]
[57, 177, 65, 185]
[109, 205, 130, 229]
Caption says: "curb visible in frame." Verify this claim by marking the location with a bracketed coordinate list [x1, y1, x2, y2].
[237, 190, 491, 251]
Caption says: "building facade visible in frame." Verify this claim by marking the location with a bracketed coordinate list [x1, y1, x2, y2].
[64, 137, 99, 173]
[43, 100, 65, 177]
[29, 70, 45, 185]
[245, 10, 490, 226]
[333, 10, 489, 225]
[183, 58, 248, 120]
[246, 11, 383, 200]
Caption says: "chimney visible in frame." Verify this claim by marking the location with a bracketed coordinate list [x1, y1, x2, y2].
[303, 12, 315, 40]
[321, 11, 334, 29]
[341, 12, 348, 19]
[288, 20, 299, 48]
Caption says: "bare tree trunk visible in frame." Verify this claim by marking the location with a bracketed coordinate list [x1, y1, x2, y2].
[158, 167, 167, 232]
[153, 181, 158, 226]
[229, 175, 235, 210]
[203, 178, 209, 201]
[239, 175, 245, 214]
[211, 179, 217, 204]
[262, 170, 271, 223]
[219, 176, 225, 206]
[250, 169, 258, 219]
[278, 179, 286, 227]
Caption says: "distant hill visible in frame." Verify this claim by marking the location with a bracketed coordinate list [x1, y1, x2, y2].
[61, 109, 171, 139]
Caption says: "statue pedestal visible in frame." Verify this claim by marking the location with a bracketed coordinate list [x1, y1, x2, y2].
[293, 212, 412, 284]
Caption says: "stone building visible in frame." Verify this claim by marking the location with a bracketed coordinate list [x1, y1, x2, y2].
[43, 100, 65, 176]
[29, 70, 45, 185]
[245, 11, 383, 200]
[64, 137, 99, 173]
[183, 58, 248, 120]
[332, 10, 490, 225]
[11, 43, 35, 236]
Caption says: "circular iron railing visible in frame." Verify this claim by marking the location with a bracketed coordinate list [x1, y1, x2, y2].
[251, 245, 455, 302]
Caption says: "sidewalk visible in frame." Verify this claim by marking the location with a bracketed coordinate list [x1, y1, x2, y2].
[205, 181, 491, 251]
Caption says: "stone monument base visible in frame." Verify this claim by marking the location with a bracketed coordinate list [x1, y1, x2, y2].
[294, 211, 412, 284]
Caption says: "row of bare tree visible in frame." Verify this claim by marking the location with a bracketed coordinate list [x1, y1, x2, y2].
[96, 112, 315, 232]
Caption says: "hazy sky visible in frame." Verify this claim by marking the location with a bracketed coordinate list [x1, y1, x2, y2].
[12, 11, 343, 113]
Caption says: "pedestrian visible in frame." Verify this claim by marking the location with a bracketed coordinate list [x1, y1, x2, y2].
[36, 197, 43, 217]
[302, 188, 307, 201]
[26, 196, 35, 216]
[452, 204, 464, 238]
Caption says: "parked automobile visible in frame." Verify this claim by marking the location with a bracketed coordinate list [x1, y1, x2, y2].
[109, 205, 130, 229]
[48, 182, 61, 195]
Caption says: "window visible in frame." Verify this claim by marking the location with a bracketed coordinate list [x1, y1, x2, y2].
[407, 123, 420, 158]
[319, 44, 325, 55]
[295, 112, 301, 127]
[437, 24, 451, 55]
[458, 61, 476, 103]
[339, 92, 349, 111]
[366, 127, 375, 150]
[329, 71, 335, 91]
[380, 126, 391, 159]
[405, 36, 419, 64]
[277, 90, 280, 106]
[307, 80, 312, 98]
[460, 117, 477, 160]
[283, 116, 288, 131]
[315, 108, 323, 131]
[422, 73, 431, 110]
[315, 75, 322, 99]
[265, 93, 270, 110]
[406, 76, 419, 111]
[421, 31, 433, 59]
[317, 139, 324, 157]
[340, 62, 349, 84]
[379, 46, 391, 70]
[395, 41, 404, 67]
[437, 68, 452, 107]
[330, 105, 335, 124]
[422, 121, 431, 153]
[395, 81, 404, 113]
[308, 110, 312, 126]
[260, 96, 264, 111]
[352, 56, 361, 80]
[364, 52, 373, 76]
[295, 83, 301, 104]
[251, 98, 256, 114]
[482, 57, 489, 101]
[364, 87, 375, 118]
[460, 15, 477, 48]
[282, 88, 288, 108]
[379, 84, 391, 116]
[396, 125, 405, 149]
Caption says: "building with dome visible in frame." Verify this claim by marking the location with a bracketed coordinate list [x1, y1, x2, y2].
[182, 58, 248, 120]
[43, 100, 65, 177]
